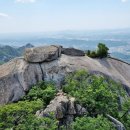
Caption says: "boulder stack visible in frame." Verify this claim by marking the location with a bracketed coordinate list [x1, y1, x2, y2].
[24, 45, 62, 63]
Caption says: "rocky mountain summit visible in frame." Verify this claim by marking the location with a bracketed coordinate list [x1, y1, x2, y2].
[0, 45, 130, 105]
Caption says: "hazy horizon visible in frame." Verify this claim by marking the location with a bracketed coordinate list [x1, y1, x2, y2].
[0, 0, 130, 33]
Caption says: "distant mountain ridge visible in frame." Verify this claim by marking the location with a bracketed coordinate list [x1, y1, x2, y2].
[0, 43, 34, 64]
[0, 29, 130, 63]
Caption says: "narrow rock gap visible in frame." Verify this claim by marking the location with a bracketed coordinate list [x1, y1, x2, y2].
[39, 63, 44, 81]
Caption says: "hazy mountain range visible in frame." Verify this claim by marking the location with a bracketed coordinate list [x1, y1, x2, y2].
[0, 29, 130, 63]
[0, 43, 33, 64]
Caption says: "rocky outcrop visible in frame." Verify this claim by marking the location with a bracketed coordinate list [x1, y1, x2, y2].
[61, 48, 85, 56]
[40, 54, 130, 92]
[0, 58, 43, 104]
[1, 45, 130, 104]
[24, 45, 62, 63]
[37, 91, 86, 125]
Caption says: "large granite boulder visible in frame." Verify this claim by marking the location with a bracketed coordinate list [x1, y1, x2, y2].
[24, 45, 62, 63]
[62, 48, 85, 56]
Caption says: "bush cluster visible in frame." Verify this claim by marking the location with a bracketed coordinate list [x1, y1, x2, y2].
[63, 70, 125, 117]
[23, 81, 57, 106]
[63, 70, 130, 129]
[0, 81, 58, 130]
[71, 115, 116, 130]
[86, 43, 109, 58]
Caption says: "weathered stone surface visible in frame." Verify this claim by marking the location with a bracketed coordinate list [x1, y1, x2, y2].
[0, 58, 43, 104]
[24, 45, 61, 63]
[1, 45, 130, 104]
[68, 97, 76, 115]
[0, 75, 25, 104]
[37, 92, 86, 125]
[40, 54, 130, 94]
[41, 92, 69, 119]
[62, 48, 85, 56]
[40, 56, 76, 88]
[51, 45, 62, 57]
[76, 104, 87, 116]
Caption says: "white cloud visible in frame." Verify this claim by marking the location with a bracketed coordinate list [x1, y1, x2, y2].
[121, 0, 129, 2]
[0, 13, 9, 18]
[16, 0, 36, 3]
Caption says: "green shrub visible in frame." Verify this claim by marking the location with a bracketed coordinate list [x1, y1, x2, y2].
[97, 43, 109, 58]
[0, 81, 58, 130]
[71, 115, 116, 130]
[0, 105, 58, 130]
[63, 70, 125, 117]
[89, 51, 97, 58]
[86, 43, 109, 58]
[13, 112, 58, 130]
[0, 100, 43, 129]
[86, 50, 91, 56]
[120, 99, 130, 129]
[23, 81, 57, 106]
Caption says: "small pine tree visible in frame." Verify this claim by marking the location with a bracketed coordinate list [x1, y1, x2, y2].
[96, 43, 109, 58]
[86, 43, 109, 58]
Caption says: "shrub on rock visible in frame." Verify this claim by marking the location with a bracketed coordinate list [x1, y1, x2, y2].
[86, 43, 109, 58]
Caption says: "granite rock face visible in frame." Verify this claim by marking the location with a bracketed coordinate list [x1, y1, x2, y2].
[0, 58, 43, 104]
[24, 45, 62, 63]
[1, 45, 130, 104]
[40, 54, 130, 93]
[61, 48, 85, 56]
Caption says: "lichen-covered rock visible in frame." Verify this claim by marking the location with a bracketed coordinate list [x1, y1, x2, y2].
[24, 45, 61, 63]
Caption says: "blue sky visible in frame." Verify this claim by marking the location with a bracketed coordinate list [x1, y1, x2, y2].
[0, 0, 130, 33]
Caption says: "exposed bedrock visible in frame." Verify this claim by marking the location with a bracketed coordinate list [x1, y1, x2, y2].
[1, 45, 130, 104]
